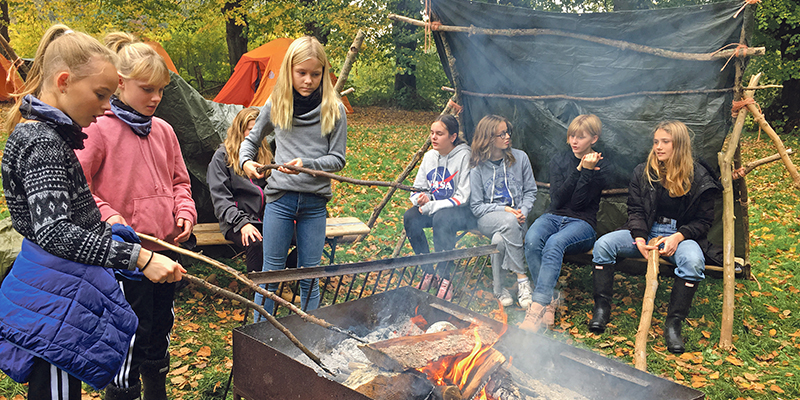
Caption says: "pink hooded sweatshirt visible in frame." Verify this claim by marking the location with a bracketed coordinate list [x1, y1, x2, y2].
[77, 111, 197, 250]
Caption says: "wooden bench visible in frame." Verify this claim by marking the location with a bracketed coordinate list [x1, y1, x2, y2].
[193, 217, 370, 264]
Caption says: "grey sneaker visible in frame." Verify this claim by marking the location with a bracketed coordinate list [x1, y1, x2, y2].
[517, 280, 533, 309]
[495, 288, 514, 307]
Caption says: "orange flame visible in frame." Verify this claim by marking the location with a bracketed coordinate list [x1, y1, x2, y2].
[417, 326, 501, 399]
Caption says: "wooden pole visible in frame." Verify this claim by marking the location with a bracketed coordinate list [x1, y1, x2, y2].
[387, 14, 765, 62]
[442, 85, 735, 103]
[137, 232, 366, 343]
[355, 95, 458, 242]
[182, 273, 334, 375]
[718, 73, 760, 349]
[744, 150, 792, 175]
[743, 104, 800, 191]
[633, 237, 661, 371]
[334, 30, 366, 94]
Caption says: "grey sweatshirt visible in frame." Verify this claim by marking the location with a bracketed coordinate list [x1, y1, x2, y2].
[469, 148, 537, 219]
[410, 143, 472, 215]
[239, 100, 347, 202]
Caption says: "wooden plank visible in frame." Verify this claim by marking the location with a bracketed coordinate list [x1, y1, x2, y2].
[193, 217, 371, 247]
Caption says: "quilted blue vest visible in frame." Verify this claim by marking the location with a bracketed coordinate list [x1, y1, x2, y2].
[0, 239, 138, 390]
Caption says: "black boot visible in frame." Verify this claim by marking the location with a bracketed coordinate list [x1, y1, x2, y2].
[664, 277, 699, 354]
[588, 264, 615, 333]
[140, 357, 170, 400]
[104, 382, 141, 400]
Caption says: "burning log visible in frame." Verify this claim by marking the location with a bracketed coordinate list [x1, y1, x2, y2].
[358, 325, 499, 371]
[433, 385, 462, 400]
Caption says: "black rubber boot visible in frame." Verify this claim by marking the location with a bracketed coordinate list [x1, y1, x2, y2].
[588, 264, 615, 333]
[664, 277, 699, 354]
[140, 357, 170, 400]
[104, 382, 141, 400]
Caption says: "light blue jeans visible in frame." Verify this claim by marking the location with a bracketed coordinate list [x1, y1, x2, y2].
[254, 191, 327, 322]
[592, 221, 706, 281]
[525, 213, 596, 305]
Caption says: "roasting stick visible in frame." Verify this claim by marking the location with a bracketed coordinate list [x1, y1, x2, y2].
[634, 237, 662, 371]
[256, 163, 426, 192]
[136, 232, 367, 343]
[181, 273, 334, 375]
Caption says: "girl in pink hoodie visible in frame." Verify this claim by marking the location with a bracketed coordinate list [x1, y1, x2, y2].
[76, 32, 197, 400]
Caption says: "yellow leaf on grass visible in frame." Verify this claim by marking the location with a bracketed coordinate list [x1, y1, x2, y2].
[725, 355, 744, 366]
[197, 346, 212, 357]
[675, 370, 685, 380]
[743, 373, 759, 381]
[769, 329, 777, 337]
[769, 384, 785, 394]
[170, 376, 187, 385]
[709, 371, 720, 380]
[765, 304, 780, 313]
[701, 331, 711, 338]
[170, 365, 190, 376]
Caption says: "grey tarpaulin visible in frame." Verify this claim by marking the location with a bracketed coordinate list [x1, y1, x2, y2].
[431, 0, 747, 254]
[154, 71, 244, 223]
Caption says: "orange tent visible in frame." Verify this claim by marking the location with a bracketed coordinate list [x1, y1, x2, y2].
[0, 54, 24, 102]
[145, 41, 179, 74]
[214, 38, 352, 112]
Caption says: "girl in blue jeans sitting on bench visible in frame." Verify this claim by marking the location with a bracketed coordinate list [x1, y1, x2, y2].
[588, 121, 721, 354]
[520, 114, 607, 332]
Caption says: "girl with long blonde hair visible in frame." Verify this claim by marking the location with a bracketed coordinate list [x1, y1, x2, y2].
[0, 25, 182, 400]
[589, 120, 721, 355]
[240, 36, 347, 319]
[469, 115, 537, 309]
[76, 31, 196, 400]
[208, 107, 272, 274]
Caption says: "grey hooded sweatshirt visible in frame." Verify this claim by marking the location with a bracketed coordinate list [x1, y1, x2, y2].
[469, 148, 537, 219]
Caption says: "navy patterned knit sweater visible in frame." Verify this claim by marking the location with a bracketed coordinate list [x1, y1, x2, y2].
[2, 121, 140, 269]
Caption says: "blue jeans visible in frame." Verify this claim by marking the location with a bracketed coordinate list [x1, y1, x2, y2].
[254, 192, 327, 322]
[592, 221, 705, 281]
[524, 214, 596, 305]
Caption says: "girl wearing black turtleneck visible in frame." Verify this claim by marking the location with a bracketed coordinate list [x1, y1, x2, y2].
[239, 36, 347, 320]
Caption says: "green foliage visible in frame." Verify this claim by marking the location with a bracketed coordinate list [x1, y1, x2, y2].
[163, 20, 231, 91]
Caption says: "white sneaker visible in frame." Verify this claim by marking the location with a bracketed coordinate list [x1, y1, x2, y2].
[495, 288, 514, 307]
[517, 280, 533, 309]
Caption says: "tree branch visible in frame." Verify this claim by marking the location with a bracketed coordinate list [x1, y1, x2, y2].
[388, 14, 765, 61]
[256, 164, 423, 192]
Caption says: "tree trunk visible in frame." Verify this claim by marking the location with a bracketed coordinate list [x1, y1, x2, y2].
[391, 0, 421, 109]
[0, 0, 8, 43]
[224, 0, 248, 75]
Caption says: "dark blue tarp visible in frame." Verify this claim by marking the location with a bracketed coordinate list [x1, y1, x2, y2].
[431, 0, 748, 250]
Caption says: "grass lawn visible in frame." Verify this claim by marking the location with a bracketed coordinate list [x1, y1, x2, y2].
[1, 106, 799, 399]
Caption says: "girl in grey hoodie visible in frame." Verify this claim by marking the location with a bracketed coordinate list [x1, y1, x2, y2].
[469, 115, 537, 309]
[404, 114, 476, 299]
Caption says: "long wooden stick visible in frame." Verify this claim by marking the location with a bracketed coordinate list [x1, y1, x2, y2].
[136, 233, 366, 343]
[388, 14, 765, 61]
[334, 30, 365, 94]
[256, 164, 421, 192]
[634, 237, 662, 371]
[442, 85, 734, 103]
[743, 149, 793, 175]
[181, 273, 333, 375]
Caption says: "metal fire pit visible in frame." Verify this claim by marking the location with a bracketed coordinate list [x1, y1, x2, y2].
[232, 286, 704, 400]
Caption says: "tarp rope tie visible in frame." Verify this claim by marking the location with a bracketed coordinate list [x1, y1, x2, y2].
[732, 98, 763, 140]
[734, 0, 760, 19]
[713, 43, 749, 72]
[447, 99, 462, 115]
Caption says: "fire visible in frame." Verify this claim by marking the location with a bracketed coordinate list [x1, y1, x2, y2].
[417, 326, 501, 399]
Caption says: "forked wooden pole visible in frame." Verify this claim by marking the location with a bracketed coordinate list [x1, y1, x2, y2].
[743, 103, 800, 191]
[334, 30, 366, 94]
[634, 237, 662, 371]
[718, 73, 760, 349]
